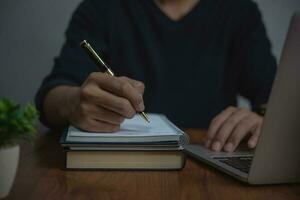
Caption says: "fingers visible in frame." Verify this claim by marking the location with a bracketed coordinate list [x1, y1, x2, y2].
[80, 103, 125, 125]
[89, 73, 145, 112]
[206, 107, 263, 153]
[119, 76, 145, 94]
[72, 72, 146, 133]
[72, 101, 125, 133]
[224, 113, 262, 152]
[81, 84, 136, 118]
[209, 108, 250, 152]
[206, 107, 237, 148]
[248, 123, 262, 149]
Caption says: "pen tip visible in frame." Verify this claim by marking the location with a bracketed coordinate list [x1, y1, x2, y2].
[140, 112, 150, 123]
[146, 117, 150, 123]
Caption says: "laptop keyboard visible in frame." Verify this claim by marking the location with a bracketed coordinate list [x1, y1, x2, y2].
[214, 156, 253, 174]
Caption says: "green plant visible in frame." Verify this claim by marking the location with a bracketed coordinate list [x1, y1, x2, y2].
[0, 99, 39, 147]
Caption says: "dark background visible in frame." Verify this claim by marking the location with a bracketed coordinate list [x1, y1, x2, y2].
[0, 0, 299, 105]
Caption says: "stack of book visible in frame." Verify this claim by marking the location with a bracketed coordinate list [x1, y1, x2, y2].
[60, 114, 189, 170]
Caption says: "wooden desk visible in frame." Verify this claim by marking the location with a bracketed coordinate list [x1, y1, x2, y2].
[6, 128, 300, 200]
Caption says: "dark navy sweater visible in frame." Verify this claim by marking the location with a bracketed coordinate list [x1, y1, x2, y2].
[36, 0, 276, 128]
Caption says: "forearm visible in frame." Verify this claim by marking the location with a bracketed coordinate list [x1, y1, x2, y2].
[43, 85, 80, 129]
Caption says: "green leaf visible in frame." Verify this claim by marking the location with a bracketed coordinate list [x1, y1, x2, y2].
[0, 98, 39, 147]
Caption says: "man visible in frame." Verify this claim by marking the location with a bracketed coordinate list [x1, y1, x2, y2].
[36, 0, 276, 153]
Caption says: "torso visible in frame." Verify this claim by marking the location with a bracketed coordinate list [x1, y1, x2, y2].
[104, 0, 238, 127]
[63, 0, 276, 128]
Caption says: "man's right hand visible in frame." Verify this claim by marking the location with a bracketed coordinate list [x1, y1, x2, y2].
[65, 72, 145, 132]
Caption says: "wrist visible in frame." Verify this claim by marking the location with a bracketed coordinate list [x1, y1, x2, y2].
[59, 86, 81, 124]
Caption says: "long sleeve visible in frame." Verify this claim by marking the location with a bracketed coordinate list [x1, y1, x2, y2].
[234, 1, 277, 108]
[35, 0, 108, 125]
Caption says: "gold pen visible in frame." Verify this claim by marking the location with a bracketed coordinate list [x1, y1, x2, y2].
[80, 40, 150, 123]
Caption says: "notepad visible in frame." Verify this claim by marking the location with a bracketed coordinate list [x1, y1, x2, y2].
[66, 114, 188, 144]
[61, 113, 189, 170]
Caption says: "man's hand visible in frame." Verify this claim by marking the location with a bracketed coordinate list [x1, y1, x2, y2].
[205, 107, 263, 152]
[65, 72, 145, 132]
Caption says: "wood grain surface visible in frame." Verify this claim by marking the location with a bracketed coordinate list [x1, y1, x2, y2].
[5, 127, 300, 200]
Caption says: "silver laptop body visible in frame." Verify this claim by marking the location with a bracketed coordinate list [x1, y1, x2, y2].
[184, 13, 300, 185]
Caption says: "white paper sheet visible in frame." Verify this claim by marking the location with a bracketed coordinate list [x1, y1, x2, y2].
[68, 114, 179, 137]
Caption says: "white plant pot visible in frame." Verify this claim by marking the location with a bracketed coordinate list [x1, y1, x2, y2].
[0, 145, 19, 199]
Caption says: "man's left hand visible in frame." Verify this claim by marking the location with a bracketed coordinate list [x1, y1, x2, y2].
[205, 107, 263, 152]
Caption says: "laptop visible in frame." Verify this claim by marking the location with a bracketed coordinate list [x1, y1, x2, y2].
[183, 13, 300, 185]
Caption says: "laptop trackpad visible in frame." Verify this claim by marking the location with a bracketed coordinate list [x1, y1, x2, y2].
[184, 143, 254, 158]
[184, 144, 254, 177]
